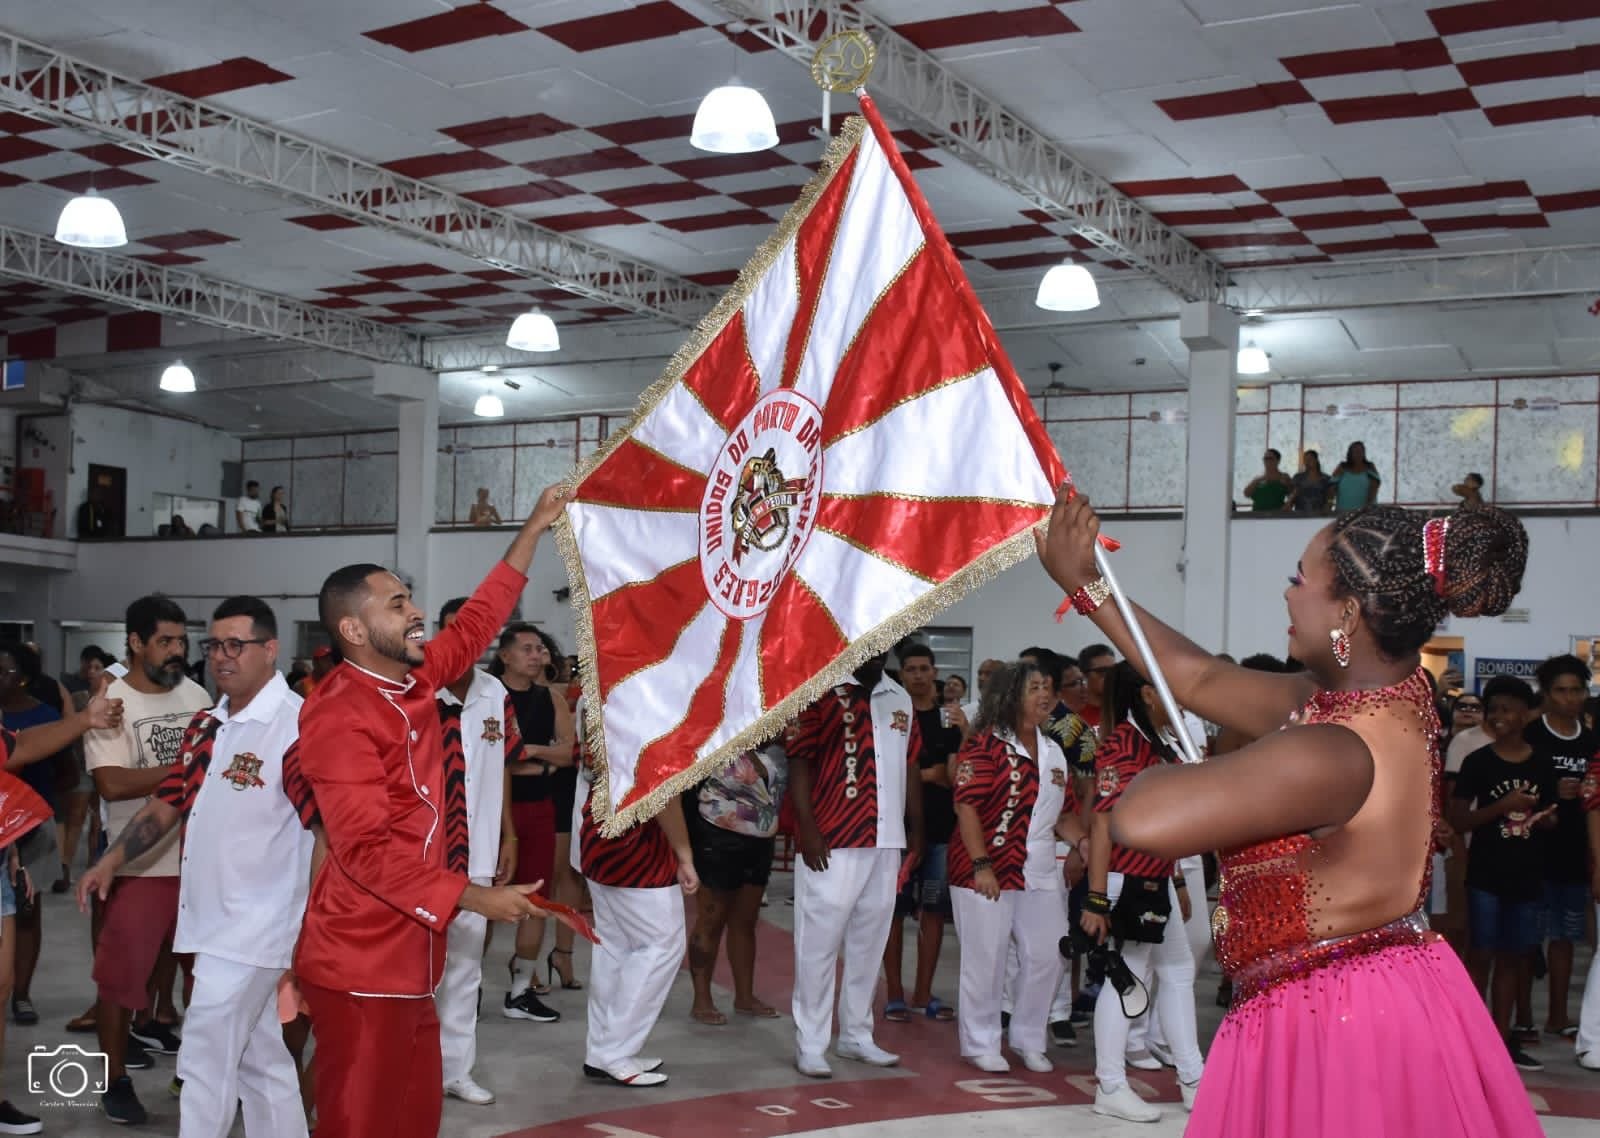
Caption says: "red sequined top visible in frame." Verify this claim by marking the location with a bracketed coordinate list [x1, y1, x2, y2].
[1212, 668, 1441, 985]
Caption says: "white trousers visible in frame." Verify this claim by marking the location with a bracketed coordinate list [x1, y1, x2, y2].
[176, 953, 306, 1138]
[585, 882, 684, 1069]
[952, 886, 1067, 1057]
[1092, 873, 1205, 1092]
[792, 847, 899, 1058]
[1576, 904, 1600, 1060]
[1001, 886, 1077, 1021]
[1131, 855, 1209, 1052]
[439, 875, 491, 1083]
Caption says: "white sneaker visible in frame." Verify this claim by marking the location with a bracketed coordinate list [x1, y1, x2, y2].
[1126, 1049, 1164, 1071]
[967, 1054, 1010, 1073]
[1180, 1079, 1200, 1111]
[795, 1052, 833, 1079]
[444, 1077, 495, 1105]
[630, 1057, 664, 1074]
[1147, 1039, 1175, 1067]
[835, 1039, 899, 1067]
[1018, 1050, 1053, 1073]
[1579, 1050, 1600, 1071]
[1094, 1084, 1161, 1124]
[584, 1059, 667, 1087]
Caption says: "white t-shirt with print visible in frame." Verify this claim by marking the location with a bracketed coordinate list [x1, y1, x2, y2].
[85, 676, 212, 877]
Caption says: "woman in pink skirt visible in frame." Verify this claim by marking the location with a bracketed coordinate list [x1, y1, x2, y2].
[1036, 490, 1542, 1138]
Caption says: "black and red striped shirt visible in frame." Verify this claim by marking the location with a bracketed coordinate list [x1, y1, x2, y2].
[153, 712, 224, 816]
[439, 703, 470, 876]
[948, 731, 1039, 891]
[786, 683, 921, 850]
[281, 741, 316, 829]
[577, 792, 676, 889]
[1093, 720, 1175, 879]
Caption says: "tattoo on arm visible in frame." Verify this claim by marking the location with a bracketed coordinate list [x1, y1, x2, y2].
[115, 814, 169, 862]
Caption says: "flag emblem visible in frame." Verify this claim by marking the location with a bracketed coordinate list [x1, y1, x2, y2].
[702, 391, 823, 618]
[559, 98, 1065, 834]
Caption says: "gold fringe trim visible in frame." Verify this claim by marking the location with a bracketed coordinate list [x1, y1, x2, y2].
[550, 113, 1046, 837]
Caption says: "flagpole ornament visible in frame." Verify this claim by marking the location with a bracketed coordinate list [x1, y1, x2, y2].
[557, 93, 1067, 837]
[810, 30, 876, 92]
[810, 29, 875, 136]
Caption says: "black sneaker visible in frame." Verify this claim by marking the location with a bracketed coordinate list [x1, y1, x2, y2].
[501, 990, 560, 1023]
[1050, 1019, 1078, 1047]
[131, 1019, 181, 1054]
[1508, 1042, 1544, 1072]
[0, 1099, 41, 1134]
[1000, 1010, 1011, 1031]
[123, 1036, 153, 1070]
[9, 998, 37, 1026]
[101, 1075, 147, 1125]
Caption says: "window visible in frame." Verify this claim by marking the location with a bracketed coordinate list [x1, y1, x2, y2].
[897, 626, 973, 690]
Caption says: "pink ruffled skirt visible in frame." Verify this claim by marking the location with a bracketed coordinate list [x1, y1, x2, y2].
[1187, 938, 1541, 1138]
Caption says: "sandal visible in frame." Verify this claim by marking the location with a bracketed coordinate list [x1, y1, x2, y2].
[884, 999, 911, 1023]
[690, 1007, 728, 1026]
[734, 1001, 780, 1019]
[66, 1011, 97, 1033]
[919, 996, 955, 1022]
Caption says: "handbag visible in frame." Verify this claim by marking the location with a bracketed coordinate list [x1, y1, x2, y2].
[1111, 873, 1173, 945]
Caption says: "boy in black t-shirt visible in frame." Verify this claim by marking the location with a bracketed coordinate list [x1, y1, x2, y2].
[1524, 654, 1597, 1038]
[1450, 676, 1557, 1071]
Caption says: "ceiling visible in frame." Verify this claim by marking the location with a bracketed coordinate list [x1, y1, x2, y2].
[0, 0, 1598, 433]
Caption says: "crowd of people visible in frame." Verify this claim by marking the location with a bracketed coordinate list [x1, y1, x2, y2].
[0, 486, 1586, 1137]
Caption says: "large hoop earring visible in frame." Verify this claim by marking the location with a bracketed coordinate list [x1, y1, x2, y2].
[1329, 628, 1351, 669]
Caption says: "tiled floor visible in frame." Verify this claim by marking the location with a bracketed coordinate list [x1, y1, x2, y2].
[9, 871, 1598, 1135]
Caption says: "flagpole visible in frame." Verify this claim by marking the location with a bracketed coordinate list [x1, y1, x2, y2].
[1093, 543, 1205, 765]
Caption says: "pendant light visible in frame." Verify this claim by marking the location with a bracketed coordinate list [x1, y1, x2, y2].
[1034, 263, 1100, 312]
[159, 362, 196, 393]
[473, 391, 505, 418]
[1237, 344, 1270, 375]
[54, 189, 128, 249]
[691, 79, 778, 154]
[506, 310, 560, 352]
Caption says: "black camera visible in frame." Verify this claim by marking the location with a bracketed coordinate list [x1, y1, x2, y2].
[1060, 933, 1149, 1019]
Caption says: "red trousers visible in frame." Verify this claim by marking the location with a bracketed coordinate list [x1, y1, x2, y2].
[299, 981, 443, 1138]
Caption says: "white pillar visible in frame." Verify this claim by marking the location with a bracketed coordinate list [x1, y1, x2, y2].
[373, 364, 439, 611]
[1178, 303, 1239, 653]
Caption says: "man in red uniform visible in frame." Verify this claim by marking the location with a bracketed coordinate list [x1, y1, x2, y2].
[290, 484, 566, 1138]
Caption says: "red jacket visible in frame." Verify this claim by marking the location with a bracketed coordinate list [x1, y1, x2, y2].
[291, 560, 524, 997]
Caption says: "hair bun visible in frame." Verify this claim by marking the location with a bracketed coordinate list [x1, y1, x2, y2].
[1442, 507, 1527, 619]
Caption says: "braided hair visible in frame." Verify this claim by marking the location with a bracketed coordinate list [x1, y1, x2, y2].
[1328, 505, 1527, 661]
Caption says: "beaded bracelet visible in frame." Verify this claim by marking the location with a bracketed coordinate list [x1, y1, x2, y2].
[972, 856, 993, 872]
[1084, 891, 1112, 915]
[1071, 577, 1112, 616]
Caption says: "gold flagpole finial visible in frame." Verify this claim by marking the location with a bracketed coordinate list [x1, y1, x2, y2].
[810, 29, 876, 92]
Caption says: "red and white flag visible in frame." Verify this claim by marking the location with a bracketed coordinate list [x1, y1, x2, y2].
[558, 96, 1065, 833]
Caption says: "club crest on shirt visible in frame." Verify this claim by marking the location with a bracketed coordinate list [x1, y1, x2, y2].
[481, 716, 503, 744]
[954, 760, 975, 787]
[1051, 767, 1066, 789]
[891, 710, 910, 734]
[221, 752, 265, 791]
[1097, 766, 1120, 798]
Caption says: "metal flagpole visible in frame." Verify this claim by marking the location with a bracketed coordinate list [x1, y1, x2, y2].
[1094, 543, 1204, 765]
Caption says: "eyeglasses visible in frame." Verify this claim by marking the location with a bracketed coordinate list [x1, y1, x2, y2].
[1063, 677, 1089, 688]
[1455, 702, 1482, 712]
[200, 637, 270, 659]
[1085, 665, 1113, 676]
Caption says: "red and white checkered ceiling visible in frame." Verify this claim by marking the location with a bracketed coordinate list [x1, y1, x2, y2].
[0, 0, 1597, 381]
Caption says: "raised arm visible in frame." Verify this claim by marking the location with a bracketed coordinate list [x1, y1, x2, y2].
[1108, 723, 1374, 861]
[1034, 487, 1316, 738]
[12, 683, 123, 770]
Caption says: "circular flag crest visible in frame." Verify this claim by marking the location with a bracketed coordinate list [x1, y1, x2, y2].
[699, 391, 824, 620]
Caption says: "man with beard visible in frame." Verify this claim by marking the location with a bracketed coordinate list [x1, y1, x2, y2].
[85, 594, 211, 1122]
[786, 651, 924, 1078]
[286, 485, 565, 1138]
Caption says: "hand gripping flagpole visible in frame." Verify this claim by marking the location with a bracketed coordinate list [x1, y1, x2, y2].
[1092, 540, 1204, 766]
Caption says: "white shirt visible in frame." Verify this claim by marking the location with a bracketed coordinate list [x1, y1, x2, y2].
[996, 726, 1070, 892]
[236, 495, 261, 532]
[173, 674, 312, 969]
[437, 669, 510, 880]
